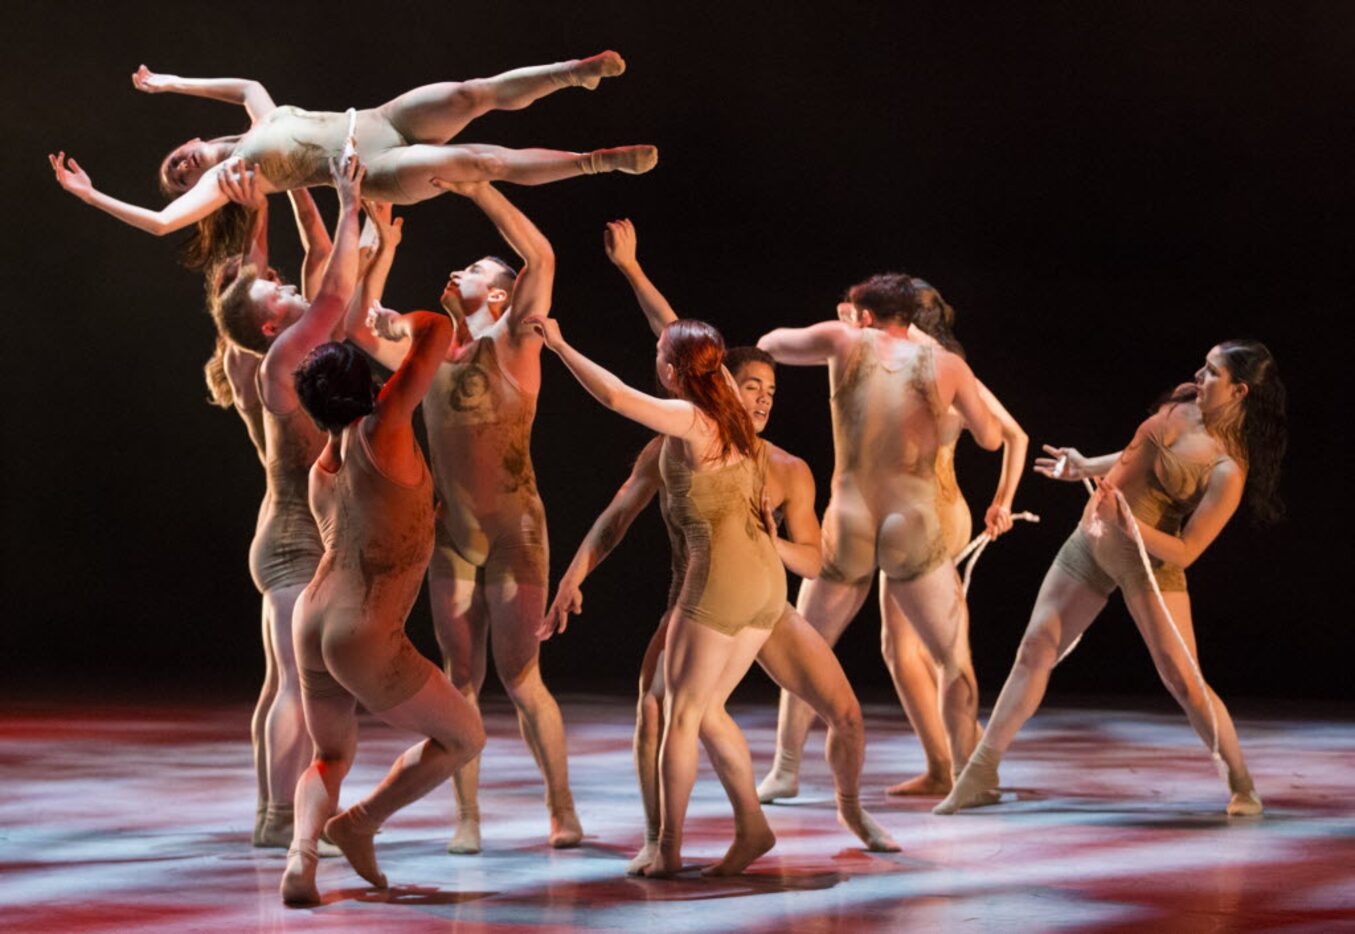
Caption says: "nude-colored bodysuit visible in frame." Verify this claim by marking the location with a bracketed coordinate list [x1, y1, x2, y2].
[660, 439, 787, 636]
[249, 386, 326, 593]
[294, 424, 435, 711]
[1054, 412, 1226, 595]
[234, 106, 410, 202]
[820, 330, 949, 583]
[423, 336, 548, 588]
[934, 409, 973, 559]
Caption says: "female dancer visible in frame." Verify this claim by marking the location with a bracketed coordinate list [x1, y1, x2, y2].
[48, 53, 655, 237]
[282, 306, 484, 905]
[533, 314, 783, 877]
[936, 340, 1285, 817]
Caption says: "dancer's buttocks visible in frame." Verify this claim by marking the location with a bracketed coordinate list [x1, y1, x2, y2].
[236, 106, 409, 199]
[662, 440, 786, 635]
[820, 472, 947, 584]
[424, 337, 548, 584]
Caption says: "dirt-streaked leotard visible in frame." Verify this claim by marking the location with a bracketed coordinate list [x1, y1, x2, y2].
[249, 382, 325, 593]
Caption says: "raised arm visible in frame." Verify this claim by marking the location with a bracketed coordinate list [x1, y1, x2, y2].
[974, 380, 1029, 537]
[287, 189, 332, 299]
[342, 205, 409, 372]
[605, 219, 678, 337]
[50, 152, 229, 236]
[938, 352, 1001, 451]
[529, 316, 712, 444]
[757, 320, 854, 366]
[541, 437, 664, 639]
[368, 310, 452, 427]
[217, 161, 269, 270]
[132, 65, 276, 124]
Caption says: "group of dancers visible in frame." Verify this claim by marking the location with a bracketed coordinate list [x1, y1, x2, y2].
[50, 52, 1287, 906]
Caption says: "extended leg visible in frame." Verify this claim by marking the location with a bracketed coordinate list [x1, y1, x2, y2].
[259, 582, 312, 847]
[379, 52, 627, 144]
[934, 565, 1106, 813]
[757, 607, 899, 851]
[758, 576, 871, 802]
[628, 612, 671, 875]
[252, 598, 277, 845]
[880, 578, 957, 795]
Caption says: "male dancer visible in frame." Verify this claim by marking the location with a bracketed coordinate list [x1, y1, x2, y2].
[755, 275, 1001, 800]
[346, 180, 579, 852]
[542, 221, 899, 872]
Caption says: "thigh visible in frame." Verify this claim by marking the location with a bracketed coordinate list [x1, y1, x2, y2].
[879, 574, 928, 658]
[374, 658, 482, 750]
[795, 575, 872, 647]
[1122, 587, 1200, 675]
[757, 607, 854, 718]
[1020, 562, 1112, 661]
[366, 144, 502, 206]
[662, 616, 748, 720]
[885, 561, 967, 664]
[267, 582, 307, 676]
[430, 552, 489, 686]
[300, 676, 359, 760]
[377, 82, 485, 146]
[640, 611, 674, 700]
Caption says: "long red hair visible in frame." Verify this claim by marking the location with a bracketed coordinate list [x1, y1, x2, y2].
[662, 320, 757, 463]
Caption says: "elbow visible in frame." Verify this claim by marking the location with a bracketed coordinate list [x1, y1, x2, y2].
[756, 333, 779, 357]
[801, 552, 824, 579]
[978, 424, 1003, 452]
[523, 243, 555, 275]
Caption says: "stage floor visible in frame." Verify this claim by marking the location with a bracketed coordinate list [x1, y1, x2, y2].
[1, 696, 1352, 933]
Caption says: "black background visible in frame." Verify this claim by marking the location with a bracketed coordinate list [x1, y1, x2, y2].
[4, 2, 1350, 705]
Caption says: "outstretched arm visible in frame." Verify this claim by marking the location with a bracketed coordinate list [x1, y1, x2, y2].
[528, 316, 711, 444]
[605, 219, 678, 336]
[1034, 445, 1121, 481]
[974, 380, 1029, 537]
[342, 204, 409, 372]
[541, 437, 664, 639]
[287, 189, 332, 299]
[368, 310, 452, 425]
[50, 152, 229, 236]
[132, 65, 276, 123]
[757, 320, 854, 365]
[217, 161, 269, 270]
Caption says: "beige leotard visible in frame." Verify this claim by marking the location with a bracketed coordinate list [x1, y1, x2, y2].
[820, 330, 949, 583]
[423, 335, 548, 588]
[249, 383, 325, 593]
[660, 439, 786, 636]
[294, 422, 435, 711]
[1054, 409, 1227, 595]
[234, 106, 409, 201]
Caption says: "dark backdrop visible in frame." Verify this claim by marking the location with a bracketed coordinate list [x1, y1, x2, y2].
[4, 2, 1350, 704]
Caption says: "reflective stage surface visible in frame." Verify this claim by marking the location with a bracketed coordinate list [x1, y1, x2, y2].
[2, 697, 1352, 932]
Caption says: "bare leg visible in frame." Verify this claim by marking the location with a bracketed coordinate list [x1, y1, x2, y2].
[251, 599, 277, 845]
[430, 568, 489, 854]
[325, 668, 487, 888]
[1123, 589, 1261, 815]
[486, 578, 582, 848]
[756, 608, 899, 851]
[645, 618, 770, 877]
[934, 565, 1106, 814]
[757, 576, 871, 802]
[259, 583, 311, 847]
[698, 705, 776, 876]
[879, 579, 955, 795]
[281, 685, 357, 906]
[379, 52, 627, 144]
[628, 613, 671, 875]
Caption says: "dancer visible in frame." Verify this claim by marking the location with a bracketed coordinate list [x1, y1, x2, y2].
[541, 221, 898, 872]
[534, 311, 787, 877]
[839, 281, 1029, 798]
[48, 53, 655, 238]
[755, 275, 1001, 803]
[935, 340, 1285, 817]
[343, 180, 580, 852]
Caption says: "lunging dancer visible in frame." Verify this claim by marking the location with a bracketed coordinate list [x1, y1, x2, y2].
[755, 275, 1001, 802]
[936, 341, 1284, 817]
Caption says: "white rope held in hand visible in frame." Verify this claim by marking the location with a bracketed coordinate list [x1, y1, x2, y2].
[1052, 455, 1223, 769]
[955, 511, 1041, 597]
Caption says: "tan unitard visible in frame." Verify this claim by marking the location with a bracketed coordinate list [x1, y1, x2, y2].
[1053, 416, 1226, 595]
[423, 336, 548, 589]
[293, 424, 436, 712]
[934, 409, 972, 559]
[249, 378, 325, 593]
[660, 439, 787, 636]
[820, 330, 949, 583]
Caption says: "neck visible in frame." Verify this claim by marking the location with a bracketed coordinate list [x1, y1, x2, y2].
[1201, 399, 1244, 449]
[877, 321, 911, 338]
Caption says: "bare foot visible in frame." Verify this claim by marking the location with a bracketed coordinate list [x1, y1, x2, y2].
[1227, 789, 1264, 816]
[571, 51, 626, 90]
[549, 809, 583, 848]
[447, 814, 481, 855]
[701, 824, 776, 876]
[279, 843, 320, 907]
[837, 802, 900, 852]
[324, 811, 387, 889]
[626, 840, 660, 876]
[756, 767, 800, 803]
[640, 843, 684, 878]
[886, 771, 953, 797]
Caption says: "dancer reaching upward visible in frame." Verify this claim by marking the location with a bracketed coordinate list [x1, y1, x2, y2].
[49, 53, 654, 238]
[344, 181, 580, 853]
[756, 275, 1001, 802]
[936, 340, 1284, 817]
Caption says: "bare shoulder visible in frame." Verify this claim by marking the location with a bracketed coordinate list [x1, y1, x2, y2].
[634, 435, 665, 477]
[766, 440, 814, 487]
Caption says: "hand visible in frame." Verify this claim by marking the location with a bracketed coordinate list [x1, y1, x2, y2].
[603, 219, 638, 269]
[365, 301, 406, 341]
[521, 315, 563, 350]
[1095, 478, 1137, 536]
[361, 200, 403, 249]
[217, 159, 266, 207]
[539, 579, 583, 640]
[330, 154, 366, 210]
[761, 493, 780, 540]
[131, 64, 174, 93]
[984, 503, 1014, 539]
[49, 152, 93, 200]
[429, 177, 488, 197]
[1034, 444, 1090, 481]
